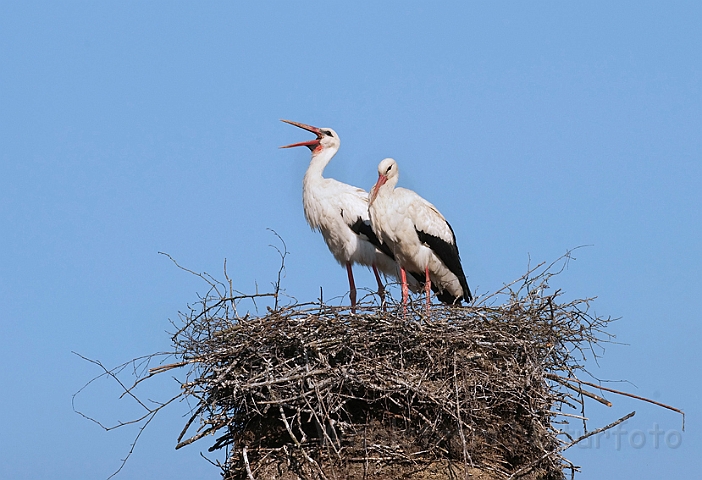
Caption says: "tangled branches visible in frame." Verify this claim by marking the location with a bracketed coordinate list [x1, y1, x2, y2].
[151, 253, 614, 479]
[78, 249, 685, 479]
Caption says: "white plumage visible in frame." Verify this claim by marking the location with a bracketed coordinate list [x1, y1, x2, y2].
[281, 120, 412, 311]
[369, 157, 472, 311]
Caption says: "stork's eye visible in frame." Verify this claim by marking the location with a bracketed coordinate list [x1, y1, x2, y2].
[385, 166, 392, 173]
[322, 130, 333, 137]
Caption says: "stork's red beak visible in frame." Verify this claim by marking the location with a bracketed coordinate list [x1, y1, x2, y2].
[280, 119, 323, 149]
[369, 174, 388, 205]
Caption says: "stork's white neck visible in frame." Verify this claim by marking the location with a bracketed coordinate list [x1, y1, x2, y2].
[385, 174, 399, 191]
[377, 174, 399, 200]
[303, 145, 338, 184]
[301, 145, 340, 230]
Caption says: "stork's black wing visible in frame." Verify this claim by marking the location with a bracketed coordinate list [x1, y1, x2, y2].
[349, 217, 395, 261]
[415, 221, 472, 303]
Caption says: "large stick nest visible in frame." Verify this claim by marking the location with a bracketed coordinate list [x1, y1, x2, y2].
[164, 255, 612, 480]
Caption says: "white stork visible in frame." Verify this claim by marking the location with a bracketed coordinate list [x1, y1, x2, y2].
[368, 158, 472, 313]
[280, 120, 415, 311]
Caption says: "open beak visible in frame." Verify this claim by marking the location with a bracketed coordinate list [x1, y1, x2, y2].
[280, 119, 323, 149]
[369, 174, 388, 205]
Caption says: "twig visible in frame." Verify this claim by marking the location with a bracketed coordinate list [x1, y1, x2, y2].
[242, 446, 255, 480]
[563, 411, 636, 450]
[547, 374, 612, 407]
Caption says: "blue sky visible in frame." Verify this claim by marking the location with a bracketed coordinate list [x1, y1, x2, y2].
[1, 2, 700, 479]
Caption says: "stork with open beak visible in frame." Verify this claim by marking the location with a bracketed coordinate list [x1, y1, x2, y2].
[369, 157, 472, 314]
[280, 120, 413, 312]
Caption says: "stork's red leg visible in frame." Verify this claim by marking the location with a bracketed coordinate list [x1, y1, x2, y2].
[401, 267, 408, 316]
[424, 266, 432, 316]
[346, 262, 357, 313]
[371, 264, 386, 311]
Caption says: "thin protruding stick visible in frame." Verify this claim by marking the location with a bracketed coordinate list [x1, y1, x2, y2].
[547, 374, 685, 429]
[548, 374, 612, 407]
[564, 411, 636, 450]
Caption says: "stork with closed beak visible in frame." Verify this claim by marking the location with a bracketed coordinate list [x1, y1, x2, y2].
[369, 157, 472, 314]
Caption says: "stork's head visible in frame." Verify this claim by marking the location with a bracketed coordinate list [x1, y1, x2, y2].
[280, 119, 340, 155]
[370, 158, 399, 205]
